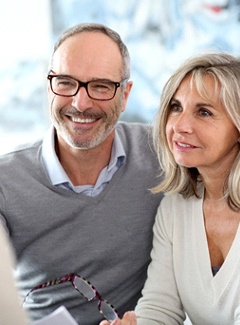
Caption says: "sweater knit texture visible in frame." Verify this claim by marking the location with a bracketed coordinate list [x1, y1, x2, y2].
[0, 122, 163, 325]
[136, 192, 240, 325]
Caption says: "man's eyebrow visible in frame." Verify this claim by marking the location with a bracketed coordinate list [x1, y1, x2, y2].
[48, 72, 114, 83]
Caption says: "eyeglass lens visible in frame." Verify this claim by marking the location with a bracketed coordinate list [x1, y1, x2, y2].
[74, 276, 95, 300]
[51, 76, 117, 100]
[73, 276, 118, 321]
[100, 301, 118, 321]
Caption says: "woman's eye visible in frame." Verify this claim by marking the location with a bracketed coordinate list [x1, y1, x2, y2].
[169, 103, 181, 112]
[199, 108, 212, 117]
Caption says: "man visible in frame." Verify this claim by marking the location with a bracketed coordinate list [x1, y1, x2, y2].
[0, 23, 163, 324]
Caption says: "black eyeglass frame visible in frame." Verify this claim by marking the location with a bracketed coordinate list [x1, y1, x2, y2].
[23, 273, 119, 322]
[47, 74, 128, 101]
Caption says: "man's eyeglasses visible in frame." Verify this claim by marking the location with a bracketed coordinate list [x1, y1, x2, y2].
[23, 273, 119, 322]
[47, 74, 127, 101]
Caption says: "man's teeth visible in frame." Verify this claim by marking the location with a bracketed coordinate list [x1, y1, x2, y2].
[71, 117, 95, 123]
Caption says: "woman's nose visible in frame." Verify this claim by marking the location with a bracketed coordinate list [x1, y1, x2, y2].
[173, 111, 193, 134]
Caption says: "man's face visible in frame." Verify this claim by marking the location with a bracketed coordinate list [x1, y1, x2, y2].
[48, 32, 132, 150]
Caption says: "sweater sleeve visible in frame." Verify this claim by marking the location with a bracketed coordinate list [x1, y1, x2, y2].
[135, 196, 186, 325]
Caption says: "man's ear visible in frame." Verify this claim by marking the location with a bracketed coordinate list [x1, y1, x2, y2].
[121, 81, 133, 113]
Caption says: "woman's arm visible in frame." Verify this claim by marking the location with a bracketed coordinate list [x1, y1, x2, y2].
[135, 198, 185, 325]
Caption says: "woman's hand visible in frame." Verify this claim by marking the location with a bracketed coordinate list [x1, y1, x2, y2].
[99, 311, 137, 325]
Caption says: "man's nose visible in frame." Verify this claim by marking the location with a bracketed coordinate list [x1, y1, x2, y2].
[71, 86, 92, 112]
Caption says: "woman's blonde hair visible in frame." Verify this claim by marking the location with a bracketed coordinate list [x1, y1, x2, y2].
[153, 52, 240, 210]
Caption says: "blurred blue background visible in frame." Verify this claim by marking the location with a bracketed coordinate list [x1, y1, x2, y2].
[1, 0, 240, 153]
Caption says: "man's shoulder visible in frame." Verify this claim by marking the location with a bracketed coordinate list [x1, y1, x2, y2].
[116, 121, 156, 157]
[116, 121, 153, 143]
[0, 140, 42, 166]
[117, 121, 152, 133]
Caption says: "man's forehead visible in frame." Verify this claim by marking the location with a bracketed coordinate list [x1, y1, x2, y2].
[52, 32, 123, 79]
[55, 31, 120, 56]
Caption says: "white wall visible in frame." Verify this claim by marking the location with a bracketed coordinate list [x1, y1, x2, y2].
[1, 0, 52, 63]
[0, 0, 52, 153]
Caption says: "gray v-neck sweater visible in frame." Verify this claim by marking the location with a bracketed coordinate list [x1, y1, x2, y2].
[0, 122, 163, 324]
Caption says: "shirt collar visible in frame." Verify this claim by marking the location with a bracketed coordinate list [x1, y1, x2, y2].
[41, 126, 126, 186]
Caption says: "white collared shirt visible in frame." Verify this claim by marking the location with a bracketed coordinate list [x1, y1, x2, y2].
[41, 126, 125, 196]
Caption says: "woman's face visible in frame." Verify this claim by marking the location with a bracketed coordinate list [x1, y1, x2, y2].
[166, 74, 240, 177]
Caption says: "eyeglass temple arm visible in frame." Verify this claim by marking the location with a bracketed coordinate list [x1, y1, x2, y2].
[23, 273, 76, 303]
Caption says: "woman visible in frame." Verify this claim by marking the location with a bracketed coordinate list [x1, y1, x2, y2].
[100, 52, 240, 324]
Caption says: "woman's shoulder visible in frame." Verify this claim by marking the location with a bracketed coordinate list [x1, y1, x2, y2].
[161, 188, 203, 207]
[157, 192, 203, 222]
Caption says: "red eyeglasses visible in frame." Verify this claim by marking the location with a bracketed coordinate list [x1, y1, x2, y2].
[23, 273, 119, 322]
